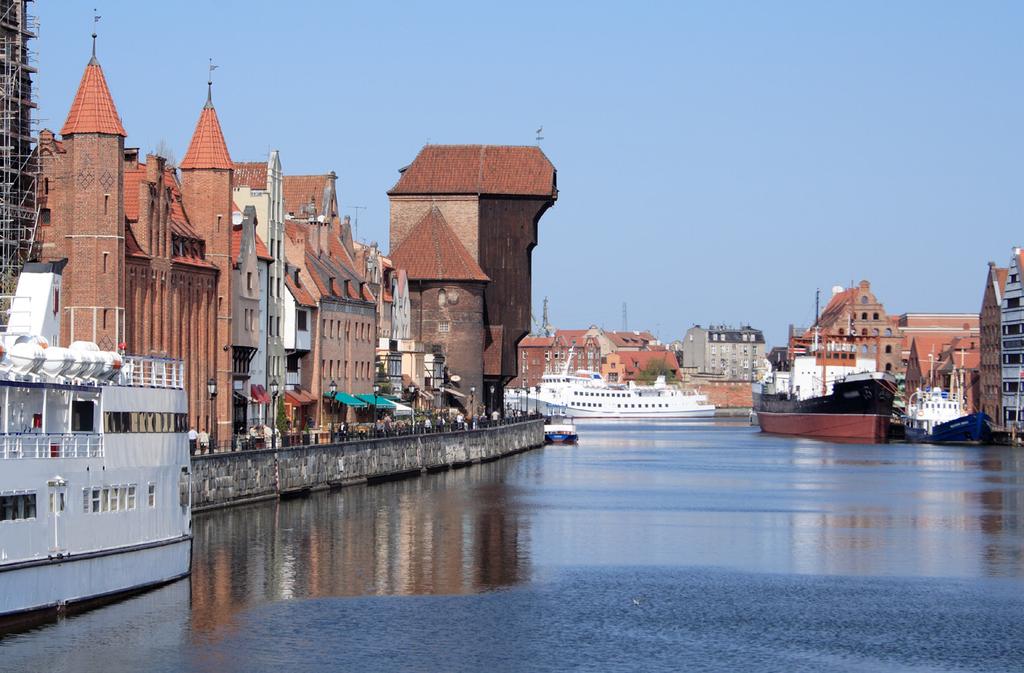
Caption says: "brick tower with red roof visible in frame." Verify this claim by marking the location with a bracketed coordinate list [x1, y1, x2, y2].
[179, 79, 236, 441]
[388, 145, 557, 412]
[38, 40, 127, 348]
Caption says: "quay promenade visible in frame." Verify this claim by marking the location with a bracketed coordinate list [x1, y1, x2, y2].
[190, 417, 544, 511]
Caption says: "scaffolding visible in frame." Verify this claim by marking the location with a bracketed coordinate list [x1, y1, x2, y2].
[0, 0, 37, 324]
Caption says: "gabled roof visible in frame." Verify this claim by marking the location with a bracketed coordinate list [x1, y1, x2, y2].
[60, 59, 127, 137]
[233, 162, 268, 189]
[389, 145, 557, 197]
[231, 226, 273, 263]
[284, 272, 316, 308]
[284, 174, 335, 218]
[389, 206, 489, 282]
[994, 267, 1008, 301]
[180, 99, 232, 170]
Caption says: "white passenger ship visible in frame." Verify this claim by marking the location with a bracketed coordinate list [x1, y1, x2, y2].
[508, 357, 714, 419]
[0, 262, 192, 624]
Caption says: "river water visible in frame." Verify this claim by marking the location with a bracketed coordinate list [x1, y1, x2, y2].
[3, 420, 1024, 672]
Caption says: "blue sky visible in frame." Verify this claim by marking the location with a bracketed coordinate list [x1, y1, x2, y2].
[34, 1, 1024, 345]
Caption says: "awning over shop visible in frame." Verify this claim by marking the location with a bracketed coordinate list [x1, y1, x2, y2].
[330, 391, 368, 408]
[417, 389, 434, 400]
[251, 384, 271, 404]
[390, 401, 414, 416]
[355, 394, 396, 409]
[285, 389, 315, 406]
[441, 387, 466, 399]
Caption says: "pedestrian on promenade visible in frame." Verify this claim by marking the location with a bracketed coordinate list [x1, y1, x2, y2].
[198, 429, 209, 454]
[456, 412, 464, 430]
[491, 409, 500, 424]
[423, 417, 432, 434]
[188, 427, 198, 455]
[340, 420, 348, 442]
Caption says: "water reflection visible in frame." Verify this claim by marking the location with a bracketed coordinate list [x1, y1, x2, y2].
[189, 460, 530, 636]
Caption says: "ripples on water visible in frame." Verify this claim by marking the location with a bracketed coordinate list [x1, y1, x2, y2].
[4, 420, 1024, 671]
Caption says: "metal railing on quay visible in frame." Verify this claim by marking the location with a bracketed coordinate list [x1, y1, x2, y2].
[1, 433, 104, 459]
[196, 414, 542, 455]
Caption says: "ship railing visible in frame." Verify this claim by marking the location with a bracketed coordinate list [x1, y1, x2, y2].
[1, 433, 104, 459]
[117, 356, 185, 389]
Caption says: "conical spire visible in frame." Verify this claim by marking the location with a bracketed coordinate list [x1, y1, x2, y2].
[180, 88, 232, 170]
[60, 55, 127, 137]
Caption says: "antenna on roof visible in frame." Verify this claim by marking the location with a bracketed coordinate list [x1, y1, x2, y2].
[535, 125, 544, 145]
[622, 302, 628, 332]
[90, 9, 101, 62]
[348, 205, 366, 241]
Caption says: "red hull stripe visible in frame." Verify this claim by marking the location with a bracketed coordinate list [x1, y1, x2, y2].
[757, 412, 890, 443]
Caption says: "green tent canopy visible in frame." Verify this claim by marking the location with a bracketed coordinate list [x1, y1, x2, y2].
[333, 391, 368, 408]
[356, 394, 396, 409]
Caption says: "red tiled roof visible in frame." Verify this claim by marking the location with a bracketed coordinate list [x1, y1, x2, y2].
[284, 174, 333, 218]
[995, 267, 1008, 299]
[124, 224, 148, 258]
[389, 145, 556, 197]
[519, 336, 554, 348]
[60, 60, 127, 137]
[180, 104, 232, 170]
[123, 164, 146, 221]
[284, 273, 316, 308]
[616, 351, 681, 379]
[230, 226, 274, 265]
[389, 206, 489, 282]
[233, 162, 268, 189]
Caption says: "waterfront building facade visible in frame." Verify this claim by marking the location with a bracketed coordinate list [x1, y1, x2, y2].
[980, 262, 1008, 422]
[1000, 249, 1024, 426]
[681, 324, 765, 380]
[601, 350, 682, 384]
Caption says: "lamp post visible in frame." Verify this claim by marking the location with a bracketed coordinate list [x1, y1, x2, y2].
[269, 376, 280, 450]
[470, 385, 476, 419]
[207, 377, 217, 453]
[489, 384, 495, 419]
[373, 383, 380, 433]
[409, 384, 416, 412]
[329, 379, 337, 440]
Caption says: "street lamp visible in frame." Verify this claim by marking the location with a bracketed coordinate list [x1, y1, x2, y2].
[409, 384, 416, 412]
[489, 384, 495, 418]
[329, 379, 337, 438]
[207, 377, 217, 453]
[470, 385, 476, 419]
[269, 376, 280, 450]
[373, 383, 380, 431]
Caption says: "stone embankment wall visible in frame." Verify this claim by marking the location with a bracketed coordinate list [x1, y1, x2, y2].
[191, 420, 544, 512]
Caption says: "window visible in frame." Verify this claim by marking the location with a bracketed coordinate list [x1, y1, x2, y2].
[247, 272, 253, 291]
[1007, 297, 1021, 309]
[861, 296, 869, 304]
[861, 312, 868, 320]
[873, 313, 879, 320]
[148, 483, 156, 508]
[0, 493, 36, 521]
[92, 487, 101, 513]
[884, 345, 892, 354]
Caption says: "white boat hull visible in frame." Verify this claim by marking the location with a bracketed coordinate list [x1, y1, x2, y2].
[0, 535, 191, 620]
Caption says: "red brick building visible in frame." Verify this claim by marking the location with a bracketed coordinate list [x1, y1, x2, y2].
[793, 281, 904, 373]
[979, 263, 1007, 421]
[36, 48, 272, 443]
[601, 350, 681, 384]
[388, 145, 557, 412]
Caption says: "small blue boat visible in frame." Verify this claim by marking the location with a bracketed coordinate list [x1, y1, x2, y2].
[904, 385, 992, 444]
[544, 413, 578, 444]
[905, 410, 992, 444]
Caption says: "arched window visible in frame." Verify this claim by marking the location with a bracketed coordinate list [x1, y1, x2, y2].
[884, 345, 892, 354]
[861, 296, 869, 304]
[838, 328, 845, 335]
[861, 345, 869, 353]
[873, 312, 879, 320]
[885, 363, 892, 372]
[884, 328, 892, 337]
[872, 328, 879, 336]
[861, 312, 868, 320]
[861, 328, 868, 336]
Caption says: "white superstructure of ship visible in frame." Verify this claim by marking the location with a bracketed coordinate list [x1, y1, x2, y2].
[507, 348, 714, 419]
[0, 262, 192, 623]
